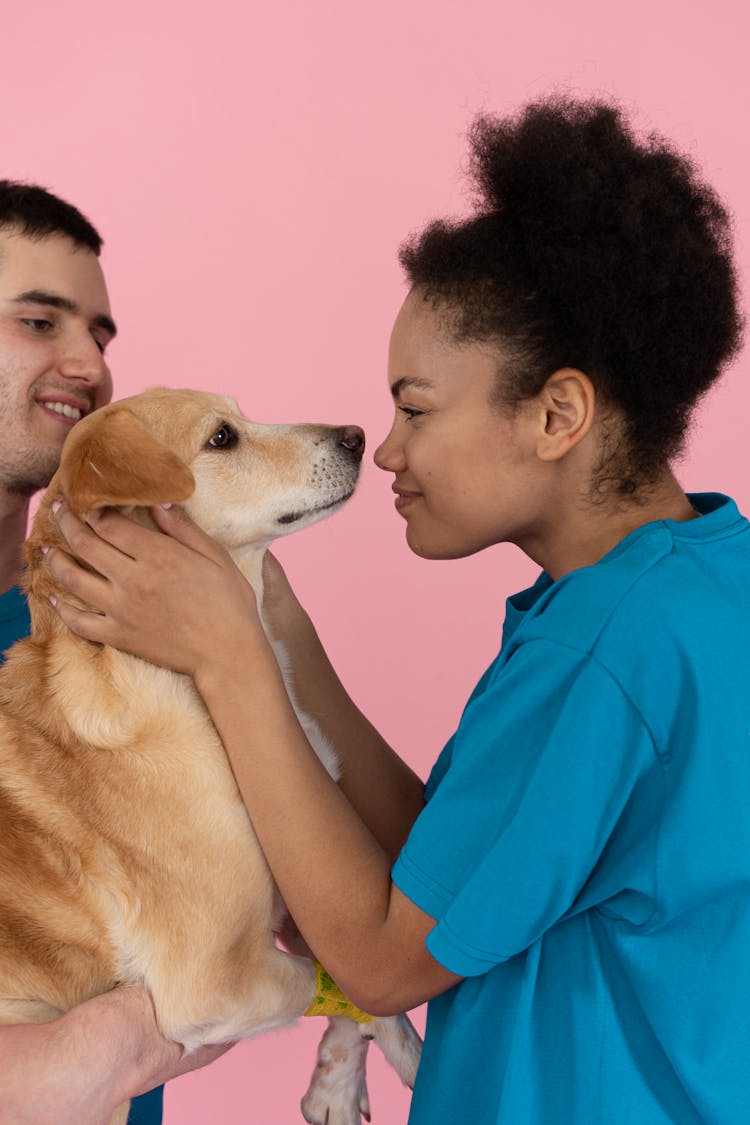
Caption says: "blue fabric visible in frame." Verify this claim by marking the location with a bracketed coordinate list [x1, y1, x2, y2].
[0, 586, 164, 1124]
[393, 494, 750, 1125]
[0, 585, 31, 656]
[127, 1084, 164, 1123]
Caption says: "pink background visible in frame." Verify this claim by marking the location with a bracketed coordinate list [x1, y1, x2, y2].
[2, 1, 748, 1121]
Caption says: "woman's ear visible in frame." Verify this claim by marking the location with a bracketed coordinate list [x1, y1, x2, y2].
[535, 368, 596, 461]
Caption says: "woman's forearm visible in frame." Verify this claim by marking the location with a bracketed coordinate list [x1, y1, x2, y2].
[278, 609, 425, 858]
[195, 645, 405, 998]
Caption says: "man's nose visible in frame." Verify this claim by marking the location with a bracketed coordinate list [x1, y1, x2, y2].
[58, 335, 110, 388]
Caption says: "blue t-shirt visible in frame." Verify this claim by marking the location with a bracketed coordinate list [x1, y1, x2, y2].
[392, 493, 750, 1124]
[0, 585, 30, 658]
[0, 586, 164, 1125]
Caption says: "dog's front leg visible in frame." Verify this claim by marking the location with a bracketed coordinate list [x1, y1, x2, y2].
[301, 1016, 372, 1125]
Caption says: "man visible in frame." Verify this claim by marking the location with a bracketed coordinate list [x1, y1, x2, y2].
[0, 182, 226, 1124]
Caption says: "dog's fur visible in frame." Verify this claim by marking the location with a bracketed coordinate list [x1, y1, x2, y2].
[0, 388, 420, 1124]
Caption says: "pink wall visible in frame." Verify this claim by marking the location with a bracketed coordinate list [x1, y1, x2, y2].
[3, 0, 747, 1121]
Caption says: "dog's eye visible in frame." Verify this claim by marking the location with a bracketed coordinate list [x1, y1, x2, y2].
[206, 423, 238, 450]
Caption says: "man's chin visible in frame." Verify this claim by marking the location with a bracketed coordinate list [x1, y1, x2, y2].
[3, 452, 60, 497]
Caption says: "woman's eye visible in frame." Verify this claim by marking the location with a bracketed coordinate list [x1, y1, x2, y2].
[206, 424, 239, 449]
[399, 406, 423, 421]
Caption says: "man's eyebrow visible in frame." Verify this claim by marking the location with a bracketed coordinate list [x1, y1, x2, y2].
[11, 289, 117, 338]
[390, 376, 435, 399]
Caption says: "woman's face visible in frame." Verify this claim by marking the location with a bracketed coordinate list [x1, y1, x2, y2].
[374, 289, 545, 560]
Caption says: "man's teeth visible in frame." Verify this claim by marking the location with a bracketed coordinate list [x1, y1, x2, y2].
[44, 402, 82, 420]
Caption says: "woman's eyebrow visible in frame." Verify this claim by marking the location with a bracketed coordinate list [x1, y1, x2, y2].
[11, 288, 117, 338]
[390, 376, 435, 399]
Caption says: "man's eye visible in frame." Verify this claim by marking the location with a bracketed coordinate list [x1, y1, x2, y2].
[22, 318, 53, 333]
[399, 406, 423, 420]
[206, 423, 239, 449]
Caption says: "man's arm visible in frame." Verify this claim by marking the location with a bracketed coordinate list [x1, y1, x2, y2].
[0, 986, 231, 1125]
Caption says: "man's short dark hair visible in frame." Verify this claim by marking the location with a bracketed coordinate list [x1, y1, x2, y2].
[0, 180, 102, 254]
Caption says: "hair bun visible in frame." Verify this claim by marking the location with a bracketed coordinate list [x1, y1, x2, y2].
[469, 98, 729, 289]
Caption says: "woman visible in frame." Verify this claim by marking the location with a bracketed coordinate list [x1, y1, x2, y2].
[48, 98, 748, 1123]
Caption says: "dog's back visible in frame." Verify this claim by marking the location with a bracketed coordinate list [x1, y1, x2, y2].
[0, 635, 119, 1020]
[0, 626, 284, 1035]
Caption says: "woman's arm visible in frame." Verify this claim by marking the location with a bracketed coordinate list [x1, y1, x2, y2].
[45, 505, 461, 1014]
[194, 642, 458, 1013]
[260, 553, 425, 859]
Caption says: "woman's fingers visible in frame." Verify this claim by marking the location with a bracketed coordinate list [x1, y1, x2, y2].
[51, 504, 134, 578]
[44, 500, 265, 676]
[260, 552, 310, 644]
[148, 504, 230, 563]
[50, 593, 115, 646]
[45, 546, 112, 615]
[53, 502, 229, 575]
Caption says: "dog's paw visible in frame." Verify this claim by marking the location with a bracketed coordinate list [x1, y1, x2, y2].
[302, 1017, 372, 1124]
[369, 1013, 422, 1089]
[301, 1079, 371, 1125]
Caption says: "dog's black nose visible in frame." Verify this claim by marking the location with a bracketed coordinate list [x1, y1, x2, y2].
[338, 426, 365, 460]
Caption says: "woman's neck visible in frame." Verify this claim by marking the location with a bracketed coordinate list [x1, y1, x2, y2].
[523, 472, 697, 582]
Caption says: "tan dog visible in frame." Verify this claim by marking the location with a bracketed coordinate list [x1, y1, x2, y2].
[0, 387, 420, 1125]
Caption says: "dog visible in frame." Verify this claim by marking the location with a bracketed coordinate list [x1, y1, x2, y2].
[0, 387, 421, 1125]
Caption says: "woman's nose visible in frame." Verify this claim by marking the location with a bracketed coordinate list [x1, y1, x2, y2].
[373, 424, 405, 472]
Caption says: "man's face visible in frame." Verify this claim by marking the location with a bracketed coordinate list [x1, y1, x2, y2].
[0, 228, 115, 496]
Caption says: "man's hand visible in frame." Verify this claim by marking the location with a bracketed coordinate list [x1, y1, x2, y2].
[0, 985, 233, 1125]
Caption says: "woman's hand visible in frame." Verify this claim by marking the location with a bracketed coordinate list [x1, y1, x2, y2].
[259, 551, 314, 647]
[45, 503, 267, 680]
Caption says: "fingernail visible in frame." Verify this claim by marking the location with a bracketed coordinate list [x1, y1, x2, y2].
[51, 500, 62, 515]
[160, 503, 173, 510]
[41, 546, 49, 555]
[49, 595, 57, 607]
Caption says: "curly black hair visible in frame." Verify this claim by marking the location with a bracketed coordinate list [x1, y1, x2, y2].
[0, 180, 102, 254]
[399, 98, 743, 495]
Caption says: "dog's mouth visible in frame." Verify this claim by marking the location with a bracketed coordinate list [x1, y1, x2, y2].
[277, 488, 355, 526]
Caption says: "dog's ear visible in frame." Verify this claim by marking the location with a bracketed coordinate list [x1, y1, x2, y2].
[59, 407, 195, 516]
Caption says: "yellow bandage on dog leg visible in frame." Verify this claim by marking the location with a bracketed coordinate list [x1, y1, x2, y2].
[304, 961, 375, 1023]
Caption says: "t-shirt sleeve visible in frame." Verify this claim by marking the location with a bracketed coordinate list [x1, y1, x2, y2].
[392, 639, 657, 977]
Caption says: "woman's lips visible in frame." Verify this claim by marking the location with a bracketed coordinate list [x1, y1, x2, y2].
[393, 486, 422, 513]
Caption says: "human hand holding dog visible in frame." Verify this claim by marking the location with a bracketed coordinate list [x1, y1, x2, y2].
[259, 551, 314, 645]
[45, 502, 269, 680]
[0, 985, 232, 1125]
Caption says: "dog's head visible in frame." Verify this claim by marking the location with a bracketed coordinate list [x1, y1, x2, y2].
[25, 387, 364, 616]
